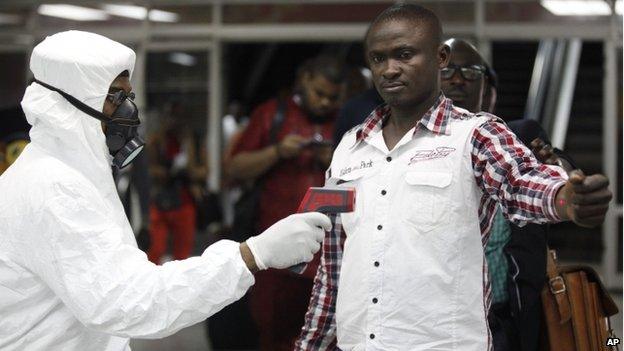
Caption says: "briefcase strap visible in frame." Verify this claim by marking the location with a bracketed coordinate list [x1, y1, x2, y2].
[545, 249, 572, 323]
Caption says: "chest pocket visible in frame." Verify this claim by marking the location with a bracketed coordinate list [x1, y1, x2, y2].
[402, 170, 453, 233]
[335, 168, 373, 237]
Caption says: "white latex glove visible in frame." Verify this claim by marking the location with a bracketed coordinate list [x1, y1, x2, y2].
[245, 212, 331, 270]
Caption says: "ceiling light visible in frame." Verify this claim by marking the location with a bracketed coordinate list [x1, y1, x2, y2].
[149, 9, 179, 23]
[101, 4, 178, 23]
[101, 4, 146, 20]
[541, 0, 613, 16]
[38, 4, 109, 21]
[168, 52, 196, 67]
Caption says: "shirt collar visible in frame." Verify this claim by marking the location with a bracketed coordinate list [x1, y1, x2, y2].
[353, 93, 454, 147]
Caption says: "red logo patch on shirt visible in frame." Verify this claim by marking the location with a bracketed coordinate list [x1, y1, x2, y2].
[408, 147, 456, 164]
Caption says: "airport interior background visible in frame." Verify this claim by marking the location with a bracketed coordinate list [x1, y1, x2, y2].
[0, 0, 622, 350]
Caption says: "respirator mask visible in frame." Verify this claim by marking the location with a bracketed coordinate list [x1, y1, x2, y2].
[34, 79, 145, 169]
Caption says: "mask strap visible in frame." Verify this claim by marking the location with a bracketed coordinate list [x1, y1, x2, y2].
[34, 79, 111, 124]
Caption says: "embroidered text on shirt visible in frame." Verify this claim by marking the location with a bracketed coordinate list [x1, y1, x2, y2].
[408, 147, 456, 165]
[339, 159, 374, 177]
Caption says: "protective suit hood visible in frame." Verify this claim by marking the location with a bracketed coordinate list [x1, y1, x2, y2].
[21, 30, 135, 190]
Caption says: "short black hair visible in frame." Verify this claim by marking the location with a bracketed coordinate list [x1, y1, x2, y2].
[365, 3, 443, 48]
[298, 55, 346, 85]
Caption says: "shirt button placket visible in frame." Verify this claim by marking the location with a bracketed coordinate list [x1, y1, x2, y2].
[367, 156, 396, 344]
[370, 153, 392, 347]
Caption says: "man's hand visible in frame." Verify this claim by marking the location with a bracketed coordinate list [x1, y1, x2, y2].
[555, 170, 612, 228]
[276, 134, 308, 159]
[244, 212, 331, 270]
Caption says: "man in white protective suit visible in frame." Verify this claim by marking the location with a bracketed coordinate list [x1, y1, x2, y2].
[0, 30, 330, 351]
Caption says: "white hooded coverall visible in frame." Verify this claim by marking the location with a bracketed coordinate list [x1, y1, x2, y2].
[0, 31, 255, 350]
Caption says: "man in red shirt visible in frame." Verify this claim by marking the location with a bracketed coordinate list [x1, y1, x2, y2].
[226, 55, 345, 350]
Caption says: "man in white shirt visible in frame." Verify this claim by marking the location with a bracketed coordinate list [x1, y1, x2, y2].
[296, 4, 611, 350]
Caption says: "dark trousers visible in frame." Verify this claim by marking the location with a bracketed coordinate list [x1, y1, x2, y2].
[489, 302, 520, 351]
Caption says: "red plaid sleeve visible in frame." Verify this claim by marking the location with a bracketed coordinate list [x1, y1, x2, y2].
[471, 118, 567, 230]
[295, 214, 344, 351]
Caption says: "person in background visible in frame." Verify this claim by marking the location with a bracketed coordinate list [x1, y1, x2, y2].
[296, 5, 611, 350]
[441, 38, 577, 351]
[226, 55, 346, 351]
[146, 102, 207, 264]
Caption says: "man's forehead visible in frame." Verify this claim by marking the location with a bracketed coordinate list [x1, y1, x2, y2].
[367, 20, 430, 52]
[448, 46, 483, 66]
